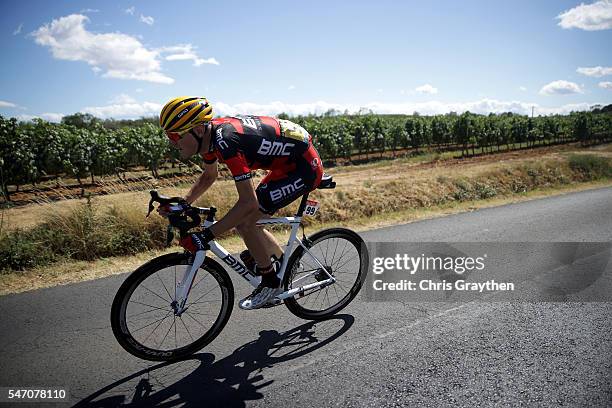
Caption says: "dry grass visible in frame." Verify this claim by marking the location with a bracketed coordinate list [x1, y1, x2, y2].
[1, 178, 611, 296]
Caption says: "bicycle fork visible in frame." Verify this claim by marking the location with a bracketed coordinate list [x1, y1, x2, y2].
[172, 250, 206, 316]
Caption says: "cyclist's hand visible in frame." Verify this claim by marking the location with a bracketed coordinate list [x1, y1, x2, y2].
[179, 228, 215, 253]
[157, 204, 172, 217]
[157, 200, 188, 217]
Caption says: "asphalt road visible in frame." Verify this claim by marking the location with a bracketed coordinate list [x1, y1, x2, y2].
[1, 186, 611, 407]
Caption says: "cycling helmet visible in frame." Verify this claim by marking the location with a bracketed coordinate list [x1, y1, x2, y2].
[159, 96, 213, 134]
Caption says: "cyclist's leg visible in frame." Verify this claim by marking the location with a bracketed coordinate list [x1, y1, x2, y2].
[234, 170, 285, 268]
[235, 208, 282, 267]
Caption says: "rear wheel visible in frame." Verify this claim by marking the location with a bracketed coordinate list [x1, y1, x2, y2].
[283, 228, 368, 320]
[111, 252, 234, 361]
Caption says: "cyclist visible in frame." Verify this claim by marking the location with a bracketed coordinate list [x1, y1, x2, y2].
[159, 96, 323, 309]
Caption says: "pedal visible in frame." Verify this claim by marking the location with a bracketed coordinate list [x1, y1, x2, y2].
[261, 298, 283, 308]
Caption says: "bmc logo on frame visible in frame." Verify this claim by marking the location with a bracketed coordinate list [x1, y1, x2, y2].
[257, 139, 295, 156]
[270, 178, 305, 203]
[222, 254, 255, 278]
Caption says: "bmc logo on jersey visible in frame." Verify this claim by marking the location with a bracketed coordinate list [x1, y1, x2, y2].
[240, 116, 259, 130]
[215, 127, 229, 150]
[270, 178, 305, 203]
[257, 139, 295, 156]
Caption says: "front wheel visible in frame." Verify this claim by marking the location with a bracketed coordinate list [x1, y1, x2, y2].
[110, 252, 234, 361]
[283, 228, 368, 320]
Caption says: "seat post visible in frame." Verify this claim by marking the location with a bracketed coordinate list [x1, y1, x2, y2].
[296, 193, 310, 217]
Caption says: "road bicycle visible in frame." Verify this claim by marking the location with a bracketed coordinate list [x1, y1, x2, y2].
[110, 174, 369, 361]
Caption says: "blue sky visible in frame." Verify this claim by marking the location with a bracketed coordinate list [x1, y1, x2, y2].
[1, 0, 611, 121]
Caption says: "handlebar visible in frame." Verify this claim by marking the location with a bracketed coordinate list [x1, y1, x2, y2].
[147, 190, 216, 236]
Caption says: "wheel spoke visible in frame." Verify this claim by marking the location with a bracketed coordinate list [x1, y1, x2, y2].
[333, 253, 359, 274]
[328, 238, 341, 266]
[330, 241, 351, 268]
[179, 316, 195, 342]
[184, 309, 214, 317]
[139, 284, 170, 305]
[131, 310, 172, 333]
[187, 299, 220, 306]
[186, 284, 217, 307]
[190, 273, 211, 291]
[157, 273, 173, 301]
[140, 311, 173, 344]
[159, 316, 176, 349]
[184, 310, 209, 329]
[130, 300, 168, 311]
[128, 307, 167, 318]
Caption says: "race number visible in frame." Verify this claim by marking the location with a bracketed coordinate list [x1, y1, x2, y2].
[304, 199, 320, 216]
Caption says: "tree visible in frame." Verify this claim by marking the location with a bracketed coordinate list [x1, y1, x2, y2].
[61, 113, 100, 129]
[453, 113, 470, 157]
[573, 113, 591, 146]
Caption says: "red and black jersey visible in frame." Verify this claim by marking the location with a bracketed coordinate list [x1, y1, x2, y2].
[203, 115, 313, 181]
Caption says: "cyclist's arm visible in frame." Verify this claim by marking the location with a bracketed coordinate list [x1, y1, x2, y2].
[209, 178, 260, 237]
[184, 160, 218, 204]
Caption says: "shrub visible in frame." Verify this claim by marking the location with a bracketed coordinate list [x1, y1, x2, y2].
[568, 154, 612, 180]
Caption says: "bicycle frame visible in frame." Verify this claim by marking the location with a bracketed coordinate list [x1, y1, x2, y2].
[173, 214, 335, 314]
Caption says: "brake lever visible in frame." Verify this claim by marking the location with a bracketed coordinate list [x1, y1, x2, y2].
[146, 190, 188, 217]
[146, 190, 161, 217]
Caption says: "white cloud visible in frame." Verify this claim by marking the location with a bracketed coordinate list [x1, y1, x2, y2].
[599, 81, 612, 89]
[0, 100, 19, 108]
[557, 0, 612, 31]
[140, 15, 154, 25]
[109, 94, 137, 104]
[82, 101, 162, 119]
[125, 7, 135, 15]
[288, 85, 296, 91]
[80, 9, 99, 14]
[13, 23, 23, 35]
[539, 80, 583, 95]
[40, 113, 64, 122]
[519, 86, 527, 92]
[415, 84, 438, 94]
[16, 113, 64, 123]
[577, 66, 612, 77]
[213, 98, 600, 117]
[160, 44, 220, 66]
[32, 14, 174, 84]
[56, 97, 606, 121]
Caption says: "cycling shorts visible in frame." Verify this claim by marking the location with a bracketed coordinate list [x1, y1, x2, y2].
[255, 143, 323, 214]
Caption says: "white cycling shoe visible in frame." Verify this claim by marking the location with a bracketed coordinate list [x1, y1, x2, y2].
[239, 283, 282, 310]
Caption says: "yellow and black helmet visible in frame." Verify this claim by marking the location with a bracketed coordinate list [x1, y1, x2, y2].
[159, 96, 213, 133]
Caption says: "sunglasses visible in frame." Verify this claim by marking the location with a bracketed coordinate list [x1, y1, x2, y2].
[165, 129, 190, 143]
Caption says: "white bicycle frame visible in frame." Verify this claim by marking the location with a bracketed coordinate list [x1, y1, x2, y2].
[173, 215, 335, 313]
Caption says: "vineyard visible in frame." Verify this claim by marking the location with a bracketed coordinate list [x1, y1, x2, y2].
[1, 108, 611, 202]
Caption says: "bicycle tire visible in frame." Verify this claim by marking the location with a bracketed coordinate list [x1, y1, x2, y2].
[283, 228, 368, 320]
[110, 252, 234, 361]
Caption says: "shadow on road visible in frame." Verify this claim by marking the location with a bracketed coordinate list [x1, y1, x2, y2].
[73, 314, 354, 407]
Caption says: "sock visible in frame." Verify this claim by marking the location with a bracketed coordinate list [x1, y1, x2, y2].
[257, 264, 280, 288]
